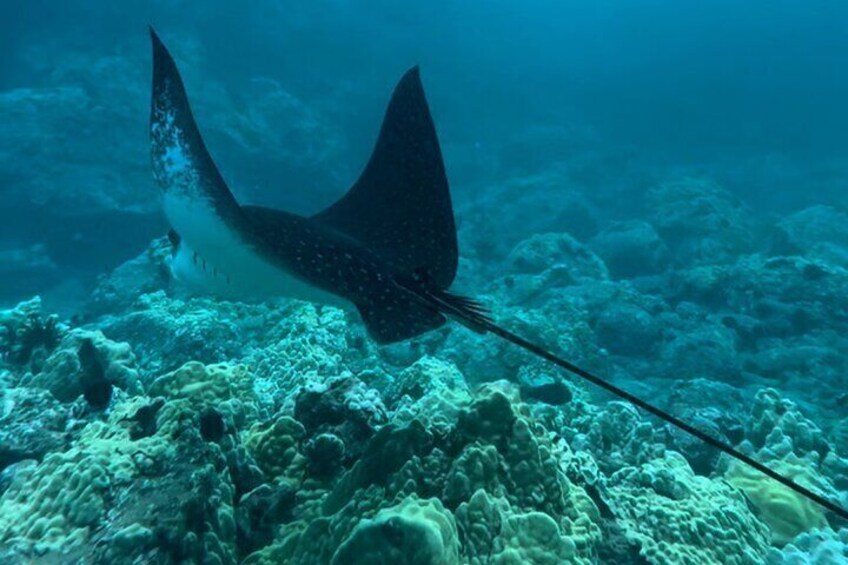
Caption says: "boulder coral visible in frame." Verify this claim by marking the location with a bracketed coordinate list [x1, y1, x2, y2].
[455, 490, 589, 564]
[765, 528, 848, 564]
[722, 388, 843, 546]
[245, 417, 307, 485]
[773, 205, 848, 267]
[245, 382, 603, 564]
[150, 361, 259, 431]
[590, 220, 669, 279]
[0, 387, 73, 473]
[725, 458, 829, 545]
[507, 232, 609, 281]
[332, 496, 460, 565]
[99, 292, 248, 374]
[0, 265, 837, 565]
[0, 393, 238, 563]
[603, 452, 771, 564]
[647, 178, 755, 265]
[0, 297, 63, 373]
[24, 328, 141, 403]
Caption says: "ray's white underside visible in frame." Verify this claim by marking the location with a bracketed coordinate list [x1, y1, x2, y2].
[164, 192, 346, 307]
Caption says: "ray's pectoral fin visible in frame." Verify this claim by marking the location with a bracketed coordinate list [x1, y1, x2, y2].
[313, 66, 459, 290]
[310, 68, 463, 343]
[149, 27, 246, 244]
[355, 291, 447, 344]
[359, 270, 493, 344]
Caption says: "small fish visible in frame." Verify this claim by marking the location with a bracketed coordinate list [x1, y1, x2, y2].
[521, 381, 573, 405]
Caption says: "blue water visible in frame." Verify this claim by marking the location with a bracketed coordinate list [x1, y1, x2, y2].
[1, 2, 847, 563]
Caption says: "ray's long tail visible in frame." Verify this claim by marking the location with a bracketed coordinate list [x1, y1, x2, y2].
[486, 321, 848, 520]
[408, 283, 848, 521]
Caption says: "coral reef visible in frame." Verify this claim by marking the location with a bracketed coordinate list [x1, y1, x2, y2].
[0, 394, 238, 563]
[590, 220, 669, 279]
[604, 452, 771, 564]
[0, 297, 63, 372]
[332, 496, 460, 565]
[766, 528, 848, 564]
[2, 174, 848, 563]
[23, 328, 141, 403]
[773, 206, 848, 267]
[647, 178, 755, 265]
[725, 459, 828, 545]
[718, 389, 844, 545]
[0, 387, 73, 472]
[244, 381, 603, 564]
[87, 236, 172, 317]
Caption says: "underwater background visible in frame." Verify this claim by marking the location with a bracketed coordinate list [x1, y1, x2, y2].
[1, 0, 848, 563]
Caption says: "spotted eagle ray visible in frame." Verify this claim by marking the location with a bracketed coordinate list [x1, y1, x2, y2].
[148, 28, 847, 520]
